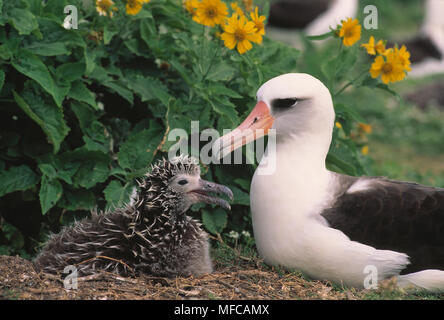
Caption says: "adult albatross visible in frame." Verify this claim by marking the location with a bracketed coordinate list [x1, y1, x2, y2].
[214, 73, 444, 292]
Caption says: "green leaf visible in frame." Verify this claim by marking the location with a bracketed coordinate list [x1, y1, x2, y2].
[159, 100, 193, 152]
[23, 17, 84, 56]
[104, 180, 134, 211]
[306, 31, 334, 41]
[38, 163, 57, 180]
[206, 63, 237, 82]
[124, 38, 150, 58]
[0, 69, 4, 92]
[24, 41, 70, 56]
[234, 178, 250, 191]
[170, 59, 193, 85]
[1, 222, 24, 250]
[56, 61, 85, 82]
[68, 80, 98, 109]
[72, 152, 110, 189]
[0, 165, 39, 197]
[326, 153, 356, 176]
[125, 75, 171, 106]
[323, 46, 357, 87]
[84, 46, 96, 75]
[11, 50, 59, 105]
[118, 122, 164, 171]
[0, 44, 12, 60]
[334, 103, 366, 123]
[70, 101, 96, 129]
[13, 83, 70, 153]
[9, 8, 38, 35]
[104, 24, 117, 45]
[208, 96, 239, 126]
[53, 77, 71, 107]
[360, 75, 379, 88]
[327, 138, 366, 176]
[59, 188, 96, 211]
[82, 122, 111, 153]
[208, 83, 243, 99]
[103, 81, 134, 105]
[37, 153, 80, 185]
[230, 185, 250, 206]
[202, 208, 227, 235]
[39, 175, 63, 214]
[71, 102, 111, 152]
[376, 83, 401, 100]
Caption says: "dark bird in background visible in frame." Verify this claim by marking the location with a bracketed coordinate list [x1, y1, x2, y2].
[268, 0, 444, 77]
[33, 156, 233, 277]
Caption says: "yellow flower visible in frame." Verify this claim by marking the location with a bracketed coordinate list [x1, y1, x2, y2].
[335, 122, 343, 129]
[243, 0, 253, 12]
[361, 36, 386, 55]
[96, 0, 115, 17]
[339, 18, 361, 47]
[126, 0, 143, 15]
[250, 6, 266, 36]
[184, 0, 199, 15]
[231, 2, 244, 16]
[193, 0, 228, 27]
[358, 123, 372, 134]
[394, 45, 411, 72]
[361, 145, 369, 155]
[221, 13, 262, 54]
[370, 51, 406, 84]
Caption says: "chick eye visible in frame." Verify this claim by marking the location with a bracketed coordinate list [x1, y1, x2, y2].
[272, 98, 298, 112]
[178, 179, 188, 186]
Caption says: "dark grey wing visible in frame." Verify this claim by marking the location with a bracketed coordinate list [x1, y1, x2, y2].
[322, 175, 444, 274]
[268, 0, 330, 29]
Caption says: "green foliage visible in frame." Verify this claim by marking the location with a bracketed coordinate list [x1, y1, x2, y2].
[0, 0, 404, 257]
[0, 0, 300, 255]
[0, 165, 39, 197]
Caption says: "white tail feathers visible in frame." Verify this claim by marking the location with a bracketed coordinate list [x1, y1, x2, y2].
[397, 270, 444, 293]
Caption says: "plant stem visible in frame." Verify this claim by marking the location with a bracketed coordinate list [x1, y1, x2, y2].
[329, 41, 343, 91]
[201, 40, 221, 82]
[199, 25, 206, 76]
[333, 69, 367, 97]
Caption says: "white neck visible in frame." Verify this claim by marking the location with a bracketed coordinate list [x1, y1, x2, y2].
[250, 132, 335, 266]
[251, 131, 333, 225]
[276, 131, 331, 170]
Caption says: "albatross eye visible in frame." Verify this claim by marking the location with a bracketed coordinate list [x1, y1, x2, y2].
[272, 98, 299, 112]
[178, 179, 188, 186]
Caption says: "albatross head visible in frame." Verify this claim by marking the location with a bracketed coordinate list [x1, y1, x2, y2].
[215, 73, 335, 158]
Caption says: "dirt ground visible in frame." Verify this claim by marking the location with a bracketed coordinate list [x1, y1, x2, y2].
[0, 254, 363, 300]
[2, 252, 442, 300]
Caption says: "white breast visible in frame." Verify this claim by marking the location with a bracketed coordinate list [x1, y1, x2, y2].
[249, 144, 409, 287]
[250, 144, 333, 268]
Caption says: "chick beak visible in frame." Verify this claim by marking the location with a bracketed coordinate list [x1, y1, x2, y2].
[189, 179, 234, 210]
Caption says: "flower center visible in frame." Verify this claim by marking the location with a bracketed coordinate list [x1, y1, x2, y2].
[382, 62, 393, 74]
[205, 7, 216, 18]
[234, 29, 246, 42]
[128, 0, 138, 8]
[98, 0, 112, 9]
[344, 28, 354, 37]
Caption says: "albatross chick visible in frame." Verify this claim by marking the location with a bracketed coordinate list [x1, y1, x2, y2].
[33, 156, 233, 277]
